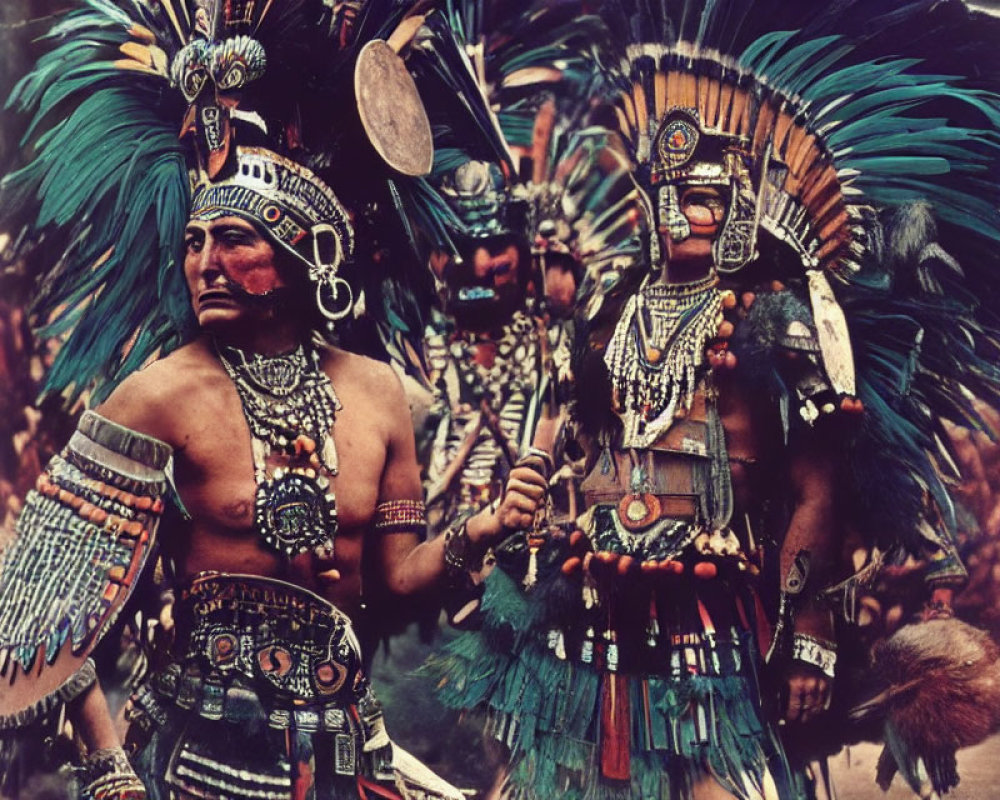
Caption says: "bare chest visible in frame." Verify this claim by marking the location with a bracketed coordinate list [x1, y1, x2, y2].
[171, 384, 386, 536]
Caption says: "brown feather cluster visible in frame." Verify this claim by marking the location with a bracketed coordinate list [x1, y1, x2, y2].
[867, 618, 1000, 752]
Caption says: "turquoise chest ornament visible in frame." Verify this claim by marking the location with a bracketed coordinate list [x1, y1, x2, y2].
[253, 467, 338, 558]
[216, 342, 340, 558]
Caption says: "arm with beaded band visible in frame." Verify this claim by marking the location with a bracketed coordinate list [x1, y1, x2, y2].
[372, 498, 506, 587]
[770, 434, 842, 723]
[374, 471, 548, 598]
[0, 410, 170, 737]
[369, 361, 549, 598]
[373, 499, 428, 537]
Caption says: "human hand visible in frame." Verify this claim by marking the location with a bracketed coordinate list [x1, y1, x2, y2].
[493, 462, 548, 536]
[465, 454, 550, 546]
[783, 662, 832, 724]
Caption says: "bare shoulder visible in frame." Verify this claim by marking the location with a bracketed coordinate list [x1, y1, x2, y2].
[321, 347, 412, 446]
[95, 339, 222, 446]
[322, 346, 405, 400]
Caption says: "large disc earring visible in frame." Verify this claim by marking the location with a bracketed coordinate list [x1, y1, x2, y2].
[316, 276, 354, 321]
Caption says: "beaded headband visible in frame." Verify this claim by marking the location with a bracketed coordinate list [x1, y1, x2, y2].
[191, 147, 356, 319]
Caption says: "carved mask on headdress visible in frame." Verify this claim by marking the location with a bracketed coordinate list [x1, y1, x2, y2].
[172, 1, 269, 178]
[648, 109, 758, 274]
[433, 159, 530, 329]
[190, 147, 355, 321]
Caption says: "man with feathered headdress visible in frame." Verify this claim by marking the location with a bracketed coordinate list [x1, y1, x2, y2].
[425, 2, 1000, 798]
[381, 1, 642, 616]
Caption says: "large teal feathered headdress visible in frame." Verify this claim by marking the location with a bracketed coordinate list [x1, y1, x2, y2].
[595, 0, 1000, 557]
[378, 0, 644, 370]
[2, 1, 198, 403]
[1, 0, 425, 403]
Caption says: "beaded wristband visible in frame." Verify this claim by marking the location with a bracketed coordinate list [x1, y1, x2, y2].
[443, 519, 479, 579]
[78, 746, 146, 800]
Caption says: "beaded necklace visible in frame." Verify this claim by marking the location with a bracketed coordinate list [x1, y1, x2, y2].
[604, 275, 722, 447]
[216, 341, 340, 558]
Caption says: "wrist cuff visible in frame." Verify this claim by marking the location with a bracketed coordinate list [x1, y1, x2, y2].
[791, 633, 837, 679]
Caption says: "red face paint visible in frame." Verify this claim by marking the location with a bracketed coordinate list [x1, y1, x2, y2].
[184, 216, 289, 328]
[221, 251, 284, 296]
[185, 216, 285, 296]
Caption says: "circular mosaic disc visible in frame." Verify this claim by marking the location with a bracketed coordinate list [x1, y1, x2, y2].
[255, 471, 337, 557]
[655, 114, 700, 171]
[617, 492, 661, 531]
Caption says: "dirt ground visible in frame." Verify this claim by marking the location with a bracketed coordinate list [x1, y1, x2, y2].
[829, 737, 1000, 799]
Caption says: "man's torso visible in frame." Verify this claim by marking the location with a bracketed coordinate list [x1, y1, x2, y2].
[108, 337, 395, 620]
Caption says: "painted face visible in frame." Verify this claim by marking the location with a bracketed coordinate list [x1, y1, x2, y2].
[431, 233, 528, 331]
[470, 238, 520, 286]
[659, 184, 728, 266]
[542, 255, 578, 319]
[183, 215, 287, 329]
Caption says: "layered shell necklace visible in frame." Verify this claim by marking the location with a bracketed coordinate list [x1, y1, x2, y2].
[604, 275, 723, 448]
[216, 341, 340, 558]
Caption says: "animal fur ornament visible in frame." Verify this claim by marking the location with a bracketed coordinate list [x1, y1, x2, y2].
[850, 617, 1000, 799]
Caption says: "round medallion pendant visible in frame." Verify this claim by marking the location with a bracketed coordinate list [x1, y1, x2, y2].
[314, 660, 349, 696]
[618, 493, 661, 531]
[255, 469, 338, 557]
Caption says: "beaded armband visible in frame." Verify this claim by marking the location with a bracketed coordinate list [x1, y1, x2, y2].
[373, 499, 426, 535]
[791, 633, 837, 679]
[0, 411, 170, 685]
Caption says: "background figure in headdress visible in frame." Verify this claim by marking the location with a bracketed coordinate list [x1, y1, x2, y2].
[380, 0, 642, 615]
[0, 1, 548, 798]
[426, 1, 1000, 798]
[363, 4, 643, 790]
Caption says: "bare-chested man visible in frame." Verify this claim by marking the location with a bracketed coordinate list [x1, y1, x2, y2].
[0, 148, 545, 800]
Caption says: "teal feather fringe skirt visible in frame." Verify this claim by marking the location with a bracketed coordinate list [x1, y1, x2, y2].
[426, 561, 804, 800]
